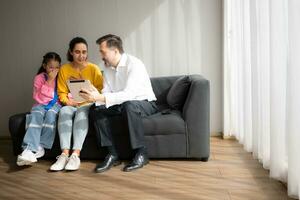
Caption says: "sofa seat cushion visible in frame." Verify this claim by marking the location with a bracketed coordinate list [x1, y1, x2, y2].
[143, 111, 186, 136]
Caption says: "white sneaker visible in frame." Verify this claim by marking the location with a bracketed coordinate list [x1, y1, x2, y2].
[64, 154, 80, 171]
[35, 146, 45, 159]
[50, 153, 69, 171]
[16, 149, 37, 166]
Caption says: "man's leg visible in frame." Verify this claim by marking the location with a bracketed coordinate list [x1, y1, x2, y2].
[121, 100, 158, 172]
[89, 104, 122, 173]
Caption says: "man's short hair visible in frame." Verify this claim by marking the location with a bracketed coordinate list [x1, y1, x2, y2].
[96, 34, 124, 54]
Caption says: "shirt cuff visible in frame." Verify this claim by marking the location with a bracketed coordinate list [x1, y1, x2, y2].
[95, 101, 105, 106]
[103, 93, 117, 108]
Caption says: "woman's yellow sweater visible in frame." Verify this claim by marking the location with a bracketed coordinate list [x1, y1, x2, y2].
[57, 62, 103, 105]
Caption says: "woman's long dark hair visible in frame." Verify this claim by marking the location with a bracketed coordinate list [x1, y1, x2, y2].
[37, 52, 61, 75]
[67, 37, 88, 62]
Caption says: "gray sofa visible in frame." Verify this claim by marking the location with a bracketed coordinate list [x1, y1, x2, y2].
[9, 75, 210, 160]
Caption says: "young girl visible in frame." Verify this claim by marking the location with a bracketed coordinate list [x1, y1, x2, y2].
[17, 52, 62, 166]
[50, 37, 103, 171]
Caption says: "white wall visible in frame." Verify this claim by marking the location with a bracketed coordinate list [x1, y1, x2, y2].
[0, 0, 222, 136]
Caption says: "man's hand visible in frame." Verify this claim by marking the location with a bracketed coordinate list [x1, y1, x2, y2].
[79, 85, 105, 103]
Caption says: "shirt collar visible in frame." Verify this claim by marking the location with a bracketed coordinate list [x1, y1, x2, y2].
[116, 53, 127, 68]
[108, 53, 127, 71]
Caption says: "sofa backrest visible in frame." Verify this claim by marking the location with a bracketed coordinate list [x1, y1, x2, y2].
[150, 75, 183, 109]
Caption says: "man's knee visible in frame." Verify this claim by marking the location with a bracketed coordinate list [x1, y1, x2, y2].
[122, 101, 139, 114]
[122, 101, 138, 109]
[89, 105, 97, 120]
[89, 104, 107, 120]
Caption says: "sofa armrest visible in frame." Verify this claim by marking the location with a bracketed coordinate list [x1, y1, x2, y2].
[9, 113, 28, 155]
[183, 75, 210, 159]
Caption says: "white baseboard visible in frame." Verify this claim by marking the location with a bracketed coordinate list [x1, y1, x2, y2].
[210, 132, 236, 140]
[210, 132, 222, 137]
[222, 134, 236, 140]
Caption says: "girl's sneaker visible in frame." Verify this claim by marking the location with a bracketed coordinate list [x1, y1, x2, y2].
[35, 146, 45, 159]
[16, 149, 37, 166]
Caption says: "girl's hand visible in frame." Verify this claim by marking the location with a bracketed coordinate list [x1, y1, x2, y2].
[47, 69, 59, 83]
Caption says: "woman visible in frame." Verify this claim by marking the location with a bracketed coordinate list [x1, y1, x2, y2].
[50, 37, 103, 171]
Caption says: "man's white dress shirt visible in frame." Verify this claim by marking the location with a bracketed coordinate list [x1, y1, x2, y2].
[97, 54, 156, 108]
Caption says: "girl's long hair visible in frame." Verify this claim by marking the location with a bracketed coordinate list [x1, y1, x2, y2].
[37, 52, 61, 75]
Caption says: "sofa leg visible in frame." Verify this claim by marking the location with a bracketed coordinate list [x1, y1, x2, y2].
[200, 157, 209, 162]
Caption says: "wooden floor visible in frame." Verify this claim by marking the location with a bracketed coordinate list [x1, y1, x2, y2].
[0, 137, 293, 200]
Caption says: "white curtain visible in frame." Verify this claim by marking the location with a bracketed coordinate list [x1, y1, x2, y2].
[224, 0, 300, 199]
[122, 0, 203, 77]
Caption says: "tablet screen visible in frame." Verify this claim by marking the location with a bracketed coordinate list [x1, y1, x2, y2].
[67, 79, 92, 102]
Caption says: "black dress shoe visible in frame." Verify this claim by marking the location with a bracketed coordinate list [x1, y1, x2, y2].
[123, 152, 149, 172]
[95, 154, 121, 173]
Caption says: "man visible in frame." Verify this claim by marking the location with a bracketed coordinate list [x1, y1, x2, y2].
[80, 34, 157, 172]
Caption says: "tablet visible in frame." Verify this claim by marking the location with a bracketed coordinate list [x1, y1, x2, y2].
[67, 79, 93, 102]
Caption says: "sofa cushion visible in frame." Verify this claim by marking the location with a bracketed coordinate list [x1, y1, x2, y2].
[166, 76, 191, 110]
[151, 76, 180, 106]
[143, 111, 185, 136]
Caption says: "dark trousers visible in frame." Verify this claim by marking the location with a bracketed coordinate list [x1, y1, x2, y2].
[89, 100, 158, 150]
